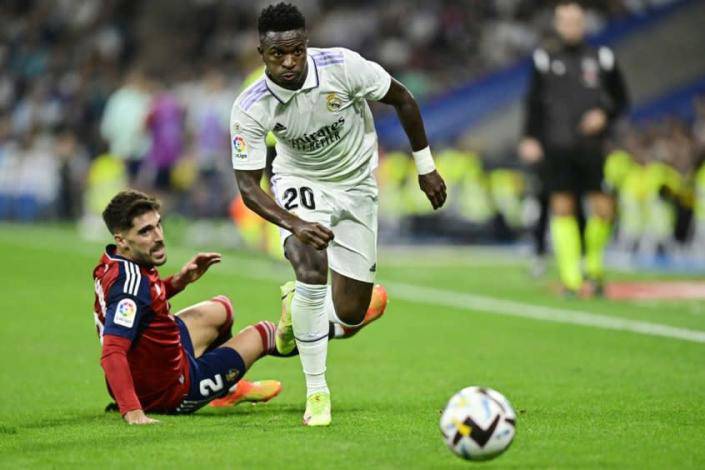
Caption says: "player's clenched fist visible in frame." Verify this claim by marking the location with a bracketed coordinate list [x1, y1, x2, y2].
[292, 220, 334, 250]
[419, 170, 447, 210]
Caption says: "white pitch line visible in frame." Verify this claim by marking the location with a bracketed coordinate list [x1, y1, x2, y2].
[385, 282, 705, 344]
[202, 254, 705, 345]
[3, 228, 705, 344]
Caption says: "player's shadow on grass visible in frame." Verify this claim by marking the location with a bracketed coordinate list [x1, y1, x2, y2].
[195, 400, 410, 420]
[197, 403, 364, 418]
[199, 404, 364, 415]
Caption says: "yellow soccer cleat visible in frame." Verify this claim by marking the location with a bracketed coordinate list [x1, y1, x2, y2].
[209, 379, 282, 407]
[341, 284, 388, 338]
[303, 391, 331, 426]
[276, 281, 296, 355]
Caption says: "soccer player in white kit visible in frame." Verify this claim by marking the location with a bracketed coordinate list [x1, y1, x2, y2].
[231, 3, 447, 426]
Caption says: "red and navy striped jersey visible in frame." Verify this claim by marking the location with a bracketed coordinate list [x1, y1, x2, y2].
[92, 245, 189, 412]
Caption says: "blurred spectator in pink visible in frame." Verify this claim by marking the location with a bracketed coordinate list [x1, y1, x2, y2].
[183, 68, 233, 217]
[143, 82, 185, 191]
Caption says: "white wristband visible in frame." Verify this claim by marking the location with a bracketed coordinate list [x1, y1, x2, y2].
[412, 146, 435, 175]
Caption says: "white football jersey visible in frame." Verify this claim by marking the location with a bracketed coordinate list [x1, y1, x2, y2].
[230, 47, 392, 184]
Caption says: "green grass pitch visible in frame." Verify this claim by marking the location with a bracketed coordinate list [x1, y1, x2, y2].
[1, 223, 705, 468]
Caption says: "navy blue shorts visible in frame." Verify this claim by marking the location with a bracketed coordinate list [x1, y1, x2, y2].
[173, 316, 246, 414]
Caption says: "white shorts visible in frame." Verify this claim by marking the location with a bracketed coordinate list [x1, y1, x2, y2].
[271, 173, 378, 283]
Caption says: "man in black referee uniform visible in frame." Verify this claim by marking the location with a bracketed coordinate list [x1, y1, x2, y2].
[518, 0, 629, 295]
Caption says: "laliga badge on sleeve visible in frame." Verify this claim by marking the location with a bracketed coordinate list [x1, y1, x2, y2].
[233, 135, 248, 159]
[114, 298, 137, 328]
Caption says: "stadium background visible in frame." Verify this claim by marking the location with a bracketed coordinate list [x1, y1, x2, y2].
[2, 0, 705, 265]
[2, 0, 705, 468]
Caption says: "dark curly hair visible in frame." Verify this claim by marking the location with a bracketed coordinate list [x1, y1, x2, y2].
[102, 189, 161, 234]
[258, 3, 305, 35]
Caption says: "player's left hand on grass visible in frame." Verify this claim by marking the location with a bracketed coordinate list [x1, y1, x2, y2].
[418, 170, 447, 210]
[123, 409, 160, 425]
[173, 252, 222, 288]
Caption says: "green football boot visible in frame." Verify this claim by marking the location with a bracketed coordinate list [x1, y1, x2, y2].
[303, 391, 331, 427]
[275, 281, 296, 355]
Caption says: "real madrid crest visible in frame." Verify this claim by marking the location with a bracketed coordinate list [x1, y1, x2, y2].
[326, 93, 342, 112]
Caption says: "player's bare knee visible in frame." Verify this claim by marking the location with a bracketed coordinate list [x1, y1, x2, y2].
[294, 267, 327, 285]
[289, 252, 328, 284]
[237, 324, 255, 336]
[211, 295, 234, 328]
[594, 208, 613, 221]
[551, 193, 574, 216]
[285, 237, 328, 284]
[588, 194, 614, 221]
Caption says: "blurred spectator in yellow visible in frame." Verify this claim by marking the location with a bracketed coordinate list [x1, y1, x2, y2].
[79, 150, 127, 240]
[692, 97, 705, 255]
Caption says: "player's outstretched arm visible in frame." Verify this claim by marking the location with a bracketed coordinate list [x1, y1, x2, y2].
[165, 253, 222, 295]
[379, 79, 447, 210]
[235, 169, 334, 250]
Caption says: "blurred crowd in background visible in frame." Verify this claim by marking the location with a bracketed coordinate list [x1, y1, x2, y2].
[0, 0, 702, 259]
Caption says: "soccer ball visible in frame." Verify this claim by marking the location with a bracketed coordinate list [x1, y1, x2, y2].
[439, 386, 516, 461]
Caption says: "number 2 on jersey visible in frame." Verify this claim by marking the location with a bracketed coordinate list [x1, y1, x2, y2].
[283, 187, 316, 210]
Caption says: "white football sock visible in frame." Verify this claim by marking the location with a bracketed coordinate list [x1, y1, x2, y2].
[292, 281, 330, 397]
